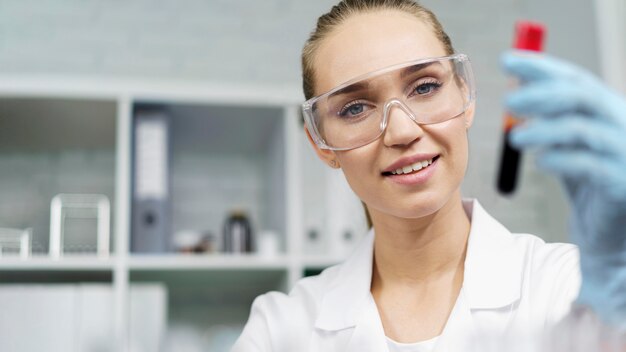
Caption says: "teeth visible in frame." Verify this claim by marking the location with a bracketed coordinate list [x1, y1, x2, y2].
[390, 157, 436, 175]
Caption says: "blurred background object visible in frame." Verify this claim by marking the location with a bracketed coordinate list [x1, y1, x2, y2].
[594, 0, 626, 93]
[49, 193, 110, 258]
[0, 227, 32, 258]
[0, 284, 165, 352]
[0, 0, 623, 351]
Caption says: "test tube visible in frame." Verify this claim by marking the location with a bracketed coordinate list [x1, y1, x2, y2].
[497, 21, 546, 195]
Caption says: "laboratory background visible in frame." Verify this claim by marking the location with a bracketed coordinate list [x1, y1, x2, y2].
[0, 0, 624, 351]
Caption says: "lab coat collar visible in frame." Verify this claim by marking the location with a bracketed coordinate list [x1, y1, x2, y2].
[314, 199, 523, 332]
[314, 226, 376, 331]
[462, 199, 524, 309]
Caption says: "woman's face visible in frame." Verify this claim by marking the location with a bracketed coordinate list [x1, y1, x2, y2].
[310, 10, 474, 220]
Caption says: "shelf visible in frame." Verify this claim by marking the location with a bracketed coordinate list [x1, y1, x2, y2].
[0, 256, 115, 271]
[0, 257, 114, 283]
[0, 254, 295, 271]
[128, 254, 290, 271]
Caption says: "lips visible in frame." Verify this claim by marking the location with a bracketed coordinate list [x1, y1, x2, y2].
[390, 156, 436, 175]
[381, 154, 440, 176]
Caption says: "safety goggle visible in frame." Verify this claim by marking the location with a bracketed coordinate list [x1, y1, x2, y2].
[302, 54, 476, 151]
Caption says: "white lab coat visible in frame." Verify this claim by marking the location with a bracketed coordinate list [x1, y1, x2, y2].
[232, 199, 581, 351]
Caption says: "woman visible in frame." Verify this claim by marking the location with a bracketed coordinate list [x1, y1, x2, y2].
[233, 1, 626, 351]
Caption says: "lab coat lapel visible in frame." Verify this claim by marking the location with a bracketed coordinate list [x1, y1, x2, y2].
[449, 199, 526, 349]
[462, 199, 523, 309]
[435, 290, 476, 351]
[436, 199, 526, 351]
[344, 294, 388, 352]
[314, 230, 388, 351]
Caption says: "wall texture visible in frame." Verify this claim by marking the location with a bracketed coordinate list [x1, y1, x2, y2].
[0, 0, 600, 243]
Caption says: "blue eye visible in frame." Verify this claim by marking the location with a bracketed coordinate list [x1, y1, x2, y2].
[347, 104, 364, 115]
[415, 82, 441, 95]
[339, 101, 371, 119]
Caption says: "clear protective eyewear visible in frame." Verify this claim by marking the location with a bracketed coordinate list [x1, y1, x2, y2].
[302, 54, 476, 151]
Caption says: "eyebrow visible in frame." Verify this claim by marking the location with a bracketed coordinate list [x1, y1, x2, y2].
[326, 61, 443, 100]
[328, 81, 370, 100]
[400, 61, 442, 78]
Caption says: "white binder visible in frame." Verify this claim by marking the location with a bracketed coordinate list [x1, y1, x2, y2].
[131, 104, 171, 253]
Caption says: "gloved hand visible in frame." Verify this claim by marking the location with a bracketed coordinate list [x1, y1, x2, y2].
[501, 50, 626, 330]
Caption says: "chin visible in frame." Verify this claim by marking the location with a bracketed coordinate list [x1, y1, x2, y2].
[383, 189, 453, 220]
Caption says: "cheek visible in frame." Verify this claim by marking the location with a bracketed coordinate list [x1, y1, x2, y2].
[427, 121, 470, 173]
[334, 144, 380, 191]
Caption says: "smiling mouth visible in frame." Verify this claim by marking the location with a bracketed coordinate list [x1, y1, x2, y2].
[382, 155, 440, 176]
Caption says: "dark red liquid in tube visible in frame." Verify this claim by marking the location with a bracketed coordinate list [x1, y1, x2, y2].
[497, 21, 546, 195]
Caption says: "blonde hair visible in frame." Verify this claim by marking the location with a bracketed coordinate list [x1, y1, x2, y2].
[301, 0, 455, 100]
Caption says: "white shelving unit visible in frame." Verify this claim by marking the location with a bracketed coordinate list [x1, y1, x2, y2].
[0, 74, 363, 351]
[594, 0, 626, 93]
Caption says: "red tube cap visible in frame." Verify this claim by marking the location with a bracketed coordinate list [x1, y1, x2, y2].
[514, 21, 545, 52]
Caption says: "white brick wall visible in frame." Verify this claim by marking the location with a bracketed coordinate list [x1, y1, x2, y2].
[0, 0, 340, 84]
[0, 0, 601, 243]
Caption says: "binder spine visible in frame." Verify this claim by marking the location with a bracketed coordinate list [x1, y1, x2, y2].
[130, 104, 171, 253]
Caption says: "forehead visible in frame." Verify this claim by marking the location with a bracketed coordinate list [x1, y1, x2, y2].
[313, 10, 447, 95]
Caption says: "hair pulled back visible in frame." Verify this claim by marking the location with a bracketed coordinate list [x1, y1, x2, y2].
[301, 0, 455, 100]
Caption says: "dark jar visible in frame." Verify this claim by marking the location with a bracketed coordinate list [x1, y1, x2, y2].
[222, 210, 253, 253]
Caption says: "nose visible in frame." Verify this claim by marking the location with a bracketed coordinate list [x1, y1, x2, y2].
[381, 100, 425, 147]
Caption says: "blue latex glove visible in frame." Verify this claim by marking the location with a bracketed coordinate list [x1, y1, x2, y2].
[502, 50, 626, 329]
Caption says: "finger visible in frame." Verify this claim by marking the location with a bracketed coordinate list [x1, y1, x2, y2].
[536, 150, 626, 189]
[505, 80, 617, 121]
[501, 50, 594, 83]
[509, 116, 626, 156]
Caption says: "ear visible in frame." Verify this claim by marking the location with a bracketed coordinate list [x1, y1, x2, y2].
[304, 126, 340, 168]
[464, 101, 476, 129]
